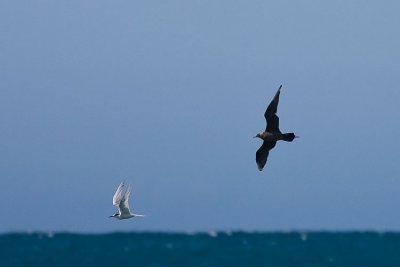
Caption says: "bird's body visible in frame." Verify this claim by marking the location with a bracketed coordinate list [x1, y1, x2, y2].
[112, 213, 135, 220]
[254, 85, 297, 171]
[257, 132, 283, 141]
[110, 181, 144, 220]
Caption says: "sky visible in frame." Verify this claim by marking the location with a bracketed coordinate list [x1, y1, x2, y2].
[1, 0, 400, 233]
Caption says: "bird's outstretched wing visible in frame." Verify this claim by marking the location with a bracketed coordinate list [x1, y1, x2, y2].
[264, 85, 282, 133]
[256, 141, 277, 171]
[119, 185, 132, 216]
[112, 181, 125, 207]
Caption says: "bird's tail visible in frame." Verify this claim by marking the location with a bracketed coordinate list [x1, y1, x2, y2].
[282, 133, 297, 142]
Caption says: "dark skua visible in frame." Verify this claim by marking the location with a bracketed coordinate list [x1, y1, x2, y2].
[254, 85, 297, 171]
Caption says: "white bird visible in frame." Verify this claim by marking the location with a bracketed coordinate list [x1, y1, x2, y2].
[109, 181, 145, 220]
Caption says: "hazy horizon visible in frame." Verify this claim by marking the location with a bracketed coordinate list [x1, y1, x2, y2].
[1, 1, 399, 233]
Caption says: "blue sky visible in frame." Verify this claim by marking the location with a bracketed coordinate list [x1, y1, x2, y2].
[1, 0, 399, 232]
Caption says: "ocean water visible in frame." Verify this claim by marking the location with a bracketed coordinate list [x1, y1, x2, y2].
[1, 232, 400, 267]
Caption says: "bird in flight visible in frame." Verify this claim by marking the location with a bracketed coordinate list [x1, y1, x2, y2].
[254, 85, 297, 171]
[109, 181, 145, 219]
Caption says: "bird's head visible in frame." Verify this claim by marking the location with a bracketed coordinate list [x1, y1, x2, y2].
[253, 132, 263, 139]
[109, 213, 119, 218]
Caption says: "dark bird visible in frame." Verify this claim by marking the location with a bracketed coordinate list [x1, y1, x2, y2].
[254, 85, 297, 171]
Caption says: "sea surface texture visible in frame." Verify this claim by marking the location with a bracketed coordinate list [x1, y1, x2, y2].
[1, 232, 399, 267]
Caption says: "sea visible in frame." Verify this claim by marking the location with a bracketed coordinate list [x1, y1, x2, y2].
[1, 232, 399, 267]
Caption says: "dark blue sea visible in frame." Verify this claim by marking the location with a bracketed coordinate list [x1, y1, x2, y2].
[1, 232, 400, 267]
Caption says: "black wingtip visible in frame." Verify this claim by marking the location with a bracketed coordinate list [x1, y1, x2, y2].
[278, 84, 282, 90]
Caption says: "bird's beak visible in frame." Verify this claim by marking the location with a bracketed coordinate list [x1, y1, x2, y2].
[109, 215, 113, 218]
[295, 135, 300, 138]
